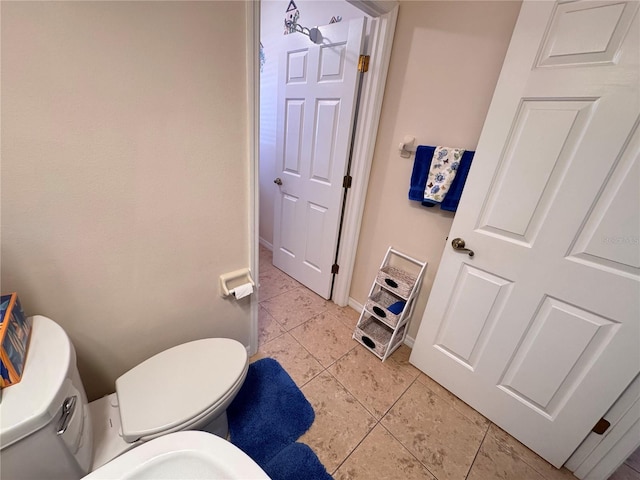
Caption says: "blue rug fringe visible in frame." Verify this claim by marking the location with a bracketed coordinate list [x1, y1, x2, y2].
[227, 358, 316, 467]
[264, 442, 333, 480]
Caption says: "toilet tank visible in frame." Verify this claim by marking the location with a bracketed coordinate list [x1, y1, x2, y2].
[0, 316, 93, 479]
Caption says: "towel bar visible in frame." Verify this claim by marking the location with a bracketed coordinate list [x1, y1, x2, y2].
[399, 135, 416, 157]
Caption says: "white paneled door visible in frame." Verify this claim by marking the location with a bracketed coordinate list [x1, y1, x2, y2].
[410, 0, 639, 468]
[272, 18, 366, 299]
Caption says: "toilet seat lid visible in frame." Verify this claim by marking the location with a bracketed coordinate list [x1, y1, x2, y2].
[115, 338, 247, 442]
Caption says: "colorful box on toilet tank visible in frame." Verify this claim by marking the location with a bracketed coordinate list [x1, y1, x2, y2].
[0, 293, 32, 388]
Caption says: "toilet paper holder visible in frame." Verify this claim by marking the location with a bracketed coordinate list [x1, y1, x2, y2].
[220, 268, 256, 298]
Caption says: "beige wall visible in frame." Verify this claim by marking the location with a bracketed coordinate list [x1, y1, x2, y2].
[1, 1, 251, 400]
[351, 1, 522, 340]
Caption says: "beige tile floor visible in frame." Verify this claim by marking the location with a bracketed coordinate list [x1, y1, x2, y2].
[254, 246, 579, 480]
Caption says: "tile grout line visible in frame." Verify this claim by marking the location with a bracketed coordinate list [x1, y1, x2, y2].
[258, 261, 371, 473]
[324, 363, 379, 419]
[259, 278, 569, 480]
[486, 423, 575, 480]
[627, 461, 640, 475]
[261, 301, 328, 330]
[324, 360, 392, 476]
[264, 336, 449, 478]
[330, 417, 381, 476]
[504, 442, 568, 480]
[304, 335, 424, 476]
[317, 347, 399, 475]
[375, 364, 422, 419]
[288, 328, 329, 389]
[258, 294, 331, 346]
[376, 375, 442, 480]
[257, 282, 301, 304]
[258, 276, 438, 477]
[289, 335, 358, 475]
[263, 290, 446, 475]
[258, 294, 360, 375]
[329, 365, 430, 476]
[415, 376, 491, 436]
[464, 421, 491, 480]
[376, 421, 440, 480]
[255, 307, 287, 350]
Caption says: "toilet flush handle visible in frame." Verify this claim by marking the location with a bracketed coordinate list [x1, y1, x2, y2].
[56, 395, 77, 435]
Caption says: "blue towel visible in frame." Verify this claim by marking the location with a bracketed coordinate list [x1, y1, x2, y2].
[408, 145, 436, 202]
[408, 145, 474, 212]
[387, 301, 405, 315]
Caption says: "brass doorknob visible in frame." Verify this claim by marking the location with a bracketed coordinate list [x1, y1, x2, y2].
[274, 177, 283, 186]
[452, 238, 474, 257]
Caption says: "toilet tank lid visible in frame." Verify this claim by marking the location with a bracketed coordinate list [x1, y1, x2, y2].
[116, 337, 248, 442]
[0, 316, 74, 449]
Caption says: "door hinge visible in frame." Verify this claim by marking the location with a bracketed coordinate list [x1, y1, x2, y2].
[331, 264, 340, 274]
[358, 55, 370, 73]
[592, 418, 611, 435]
[343, 175, 353, 189]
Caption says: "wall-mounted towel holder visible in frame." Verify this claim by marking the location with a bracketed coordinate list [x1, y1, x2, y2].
[220, 268, 255, 298]
[399, 135, 416, 157]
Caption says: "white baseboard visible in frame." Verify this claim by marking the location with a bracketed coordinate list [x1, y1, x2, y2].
[259, 237, 273, 251]
[348, 297, 364, 313]
[348, 297, 416, 348]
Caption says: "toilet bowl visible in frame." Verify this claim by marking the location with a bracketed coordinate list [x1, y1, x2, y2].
[0, 315, 249, 479]
[82, 431, 269, 479]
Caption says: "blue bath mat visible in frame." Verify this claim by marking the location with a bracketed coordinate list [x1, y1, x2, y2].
[264, 443, 333, 480]
[227, 358, 315, 466]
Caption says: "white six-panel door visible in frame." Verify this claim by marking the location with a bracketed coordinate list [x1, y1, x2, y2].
[272, 18, 366, 299]
[410, 0, 639, 468]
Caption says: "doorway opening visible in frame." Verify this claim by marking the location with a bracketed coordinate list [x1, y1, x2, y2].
[257, 0, 398, 305]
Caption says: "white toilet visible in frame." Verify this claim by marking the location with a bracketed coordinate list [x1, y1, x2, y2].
[82, 431, 269, 479]
[0, 315, 250, 479]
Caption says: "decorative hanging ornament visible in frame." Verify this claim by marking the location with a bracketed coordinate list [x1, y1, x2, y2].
[284, 0, 300, 35]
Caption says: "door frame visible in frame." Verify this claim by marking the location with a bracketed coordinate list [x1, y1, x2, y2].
[566, 373, 640, 479]
[250, 0, 400, 334]
[332, 3, 399, 307]
[248, 0, 261, 356]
